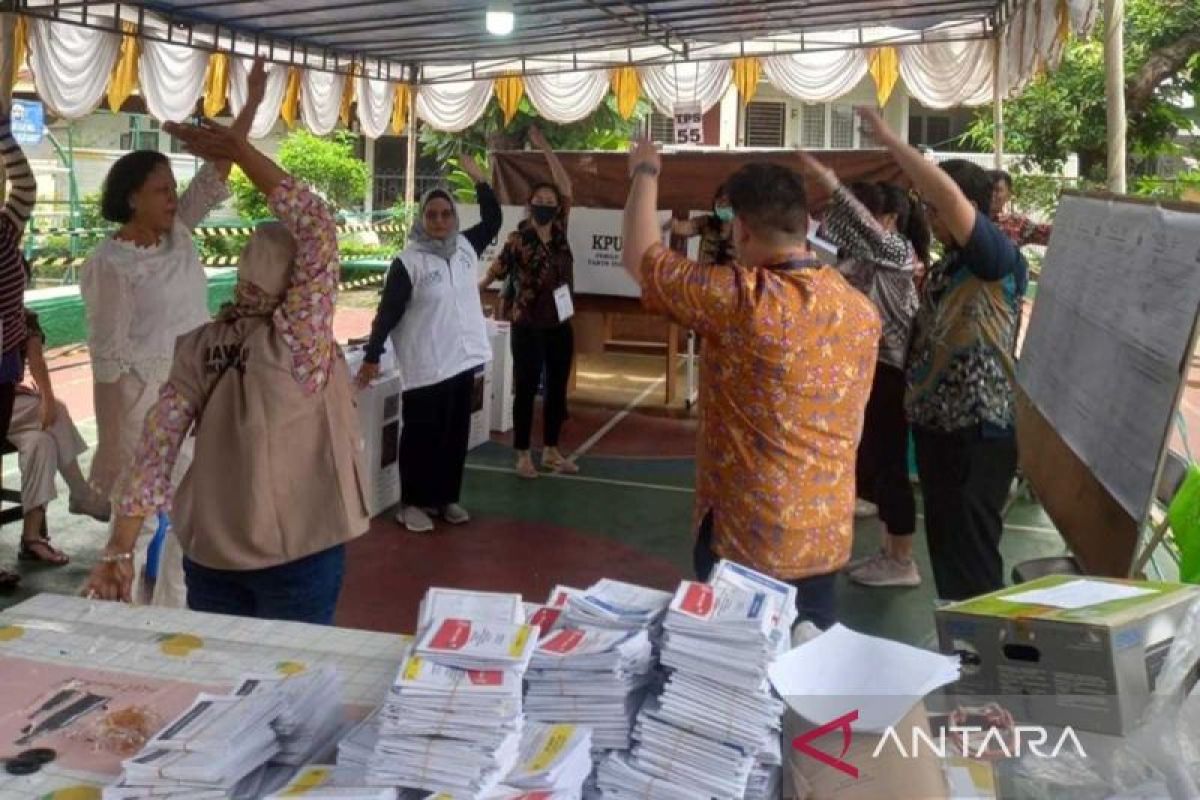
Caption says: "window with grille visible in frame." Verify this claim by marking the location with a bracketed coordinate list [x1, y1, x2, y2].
[121, 116, 185, 153]
[648, 112, 675, 144]
[801, 104, 826, 148]
[926, 116, 952, 147]
[743, 101, 786, 148]
[830, 105, 855, 149]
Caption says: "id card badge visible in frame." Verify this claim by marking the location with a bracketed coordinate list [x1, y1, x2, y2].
[554, 284, 575, 322]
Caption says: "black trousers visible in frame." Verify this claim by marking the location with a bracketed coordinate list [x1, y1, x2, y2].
[693, 511, 838, 630]
[512, 321, 574, 451]
[914, 426, 1018, 601]
[400, 367, 476, 508]
[856, 362, 916, 536]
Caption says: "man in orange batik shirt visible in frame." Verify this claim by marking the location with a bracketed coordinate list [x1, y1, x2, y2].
[621, 141, 880, 629]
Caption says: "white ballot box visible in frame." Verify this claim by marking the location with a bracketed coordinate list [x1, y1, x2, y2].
[488, 320, 514, 433]
[343, 345, 402, 516]
[469, 362, 492, 451]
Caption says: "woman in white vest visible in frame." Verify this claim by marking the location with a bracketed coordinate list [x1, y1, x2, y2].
[355, 158, 501, 532]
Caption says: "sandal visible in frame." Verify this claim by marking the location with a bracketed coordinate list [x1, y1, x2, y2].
[543, 454, 580, 475]
[0, 568, 19, 591]
[19, 537, 70, 567]
[515, 454, 539, 480]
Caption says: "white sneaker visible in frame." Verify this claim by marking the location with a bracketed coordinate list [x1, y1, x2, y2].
[399, 506, 434, 533]
[854, 500, 878, 518]
[843, 548, 885, 573]
[442, 504, 470, 525]
[850, 556, 921, 588]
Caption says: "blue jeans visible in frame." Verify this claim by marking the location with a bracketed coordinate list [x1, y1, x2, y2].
[183, 545, 346, 625]
[693, 511, 838, 630]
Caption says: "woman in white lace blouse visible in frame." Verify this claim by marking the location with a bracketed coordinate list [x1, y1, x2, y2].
[81, 60, 267, 606]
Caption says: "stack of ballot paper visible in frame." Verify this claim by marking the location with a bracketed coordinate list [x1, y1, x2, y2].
[525, 627, 655, 752]
[264, 765, 399, 800]
[418, 588, 525, 633]
[233, 666, 345, 765]
[563, 579, 673, 632]
[368, 611, 539, 797]
[598, 562, 792, 799]
[495, 722, 593, 794]
[105, 689, 288, 799]
[338, 709, 382, 772]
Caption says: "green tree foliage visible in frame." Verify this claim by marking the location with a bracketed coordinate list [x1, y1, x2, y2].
[230, 129, 368, 220]
[418, 94, 650, 202]
[967, 0, 1200, 181]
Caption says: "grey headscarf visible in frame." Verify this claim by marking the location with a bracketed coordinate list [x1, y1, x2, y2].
[407, 188, 460, 262]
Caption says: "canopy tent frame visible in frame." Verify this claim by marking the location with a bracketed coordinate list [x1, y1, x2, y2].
[0, 0, 1127, 193]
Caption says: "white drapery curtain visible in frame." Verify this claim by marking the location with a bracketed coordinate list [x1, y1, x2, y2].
[638, 61, 731, 115]
[228, 56, 289, 138]
[300, 69, 346, 136]
[139, 40, 209, 122]
[26, 16, 121, 118]
[414, 73, 493, 132]
[899, 39, 994, 109]
[356, 73, 395, 139]
[762, 49, 869, 102]
[525, 70, 611, 123]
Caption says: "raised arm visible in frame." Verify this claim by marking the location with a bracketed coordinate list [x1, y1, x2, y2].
[168, 58, 266, 229]
[528, 126, 572, 200]
[669, 217, 702, 238]
[0, 112, 37, 235]
[621, 138, 662, 287]
[460, 153, 502, 256]
[355, 258, 413, 387]
[859, 107, 976, 248]
[799, 150, 909, 272]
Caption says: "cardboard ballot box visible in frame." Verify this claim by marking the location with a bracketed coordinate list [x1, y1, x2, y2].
[343, 346, 402, 516]
[936, 576, 1200, 736]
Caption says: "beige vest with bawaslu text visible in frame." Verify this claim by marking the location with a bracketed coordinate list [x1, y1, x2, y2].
[167, 314, 370, 571]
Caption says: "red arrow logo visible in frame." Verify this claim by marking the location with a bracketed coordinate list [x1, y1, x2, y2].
[791, 710, 859, 778]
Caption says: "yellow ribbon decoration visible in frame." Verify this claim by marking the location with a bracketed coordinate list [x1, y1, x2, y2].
[203, 52, 229, 118]
[610, 67, 640, 121]
[339, 62, 358, 128]
[731, 57, 762, 105]
[494, 75, 524, 126]
[11, 16, 27, 91]
[391, 83, 411, 135]
[107, 22, 140, 113]
[867, 47, 900, 108]
[281, 67, 301, 128]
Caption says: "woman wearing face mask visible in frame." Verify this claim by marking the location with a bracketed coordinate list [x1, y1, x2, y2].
[479, 126, 576, 479]
[801, 150, 930, 589]
[668, 184, 734, 266]
[80, 59, 267, 605]
[356, 154, 502, 532]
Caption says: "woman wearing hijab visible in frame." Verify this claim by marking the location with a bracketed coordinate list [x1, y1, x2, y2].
[82, 119, 369, 624]
[479, 126, 576, 479]
[355, 156, 502, 533]
[80, 60, 267, 606]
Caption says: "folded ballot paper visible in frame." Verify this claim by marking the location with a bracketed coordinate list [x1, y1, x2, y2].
[233, 666, 346, 765]
[563, 579, 673, 632]
[414, 617, 539, 672]
[419, 589, 525, 633]
[501, 721, 593, 792]
[264, 765, 399, 800]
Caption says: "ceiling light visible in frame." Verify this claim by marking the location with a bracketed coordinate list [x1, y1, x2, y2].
[486, 1, 515, 36]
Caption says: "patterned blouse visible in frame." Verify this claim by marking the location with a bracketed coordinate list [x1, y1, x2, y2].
[486, 203, 573, 328]
[821, 186, 919, 371]
[640, 244, 880, 580]
[996, 212, 1052, 248]
[115, 179, 339, 518]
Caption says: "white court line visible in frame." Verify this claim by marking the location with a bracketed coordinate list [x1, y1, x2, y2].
[569, 377, 666, 461]
[465, 462, 693, 494]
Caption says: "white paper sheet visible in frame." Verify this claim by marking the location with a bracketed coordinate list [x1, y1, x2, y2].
[767, 624, 959, 733]
[1000, 579, 1158, 610]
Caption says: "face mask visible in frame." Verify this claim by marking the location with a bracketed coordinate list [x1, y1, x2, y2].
[531, 205, 558, 226]
[714, 206, 734, 223]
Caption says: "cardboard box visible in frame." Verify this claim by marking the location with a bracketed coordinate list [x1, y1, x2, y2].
[469, 362, 492, 451]
[342, 345, 402, 517]
[488, 320, 514, 433]
[936, 576, 1200, 735]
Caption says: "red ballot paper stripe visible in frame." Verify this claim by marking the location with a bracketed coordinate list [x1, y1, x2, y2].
[680, 582, 715, 617]
[530, 607, 562, 636]
[541, 628, 587, 654]
[429, 619, 472, 651]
